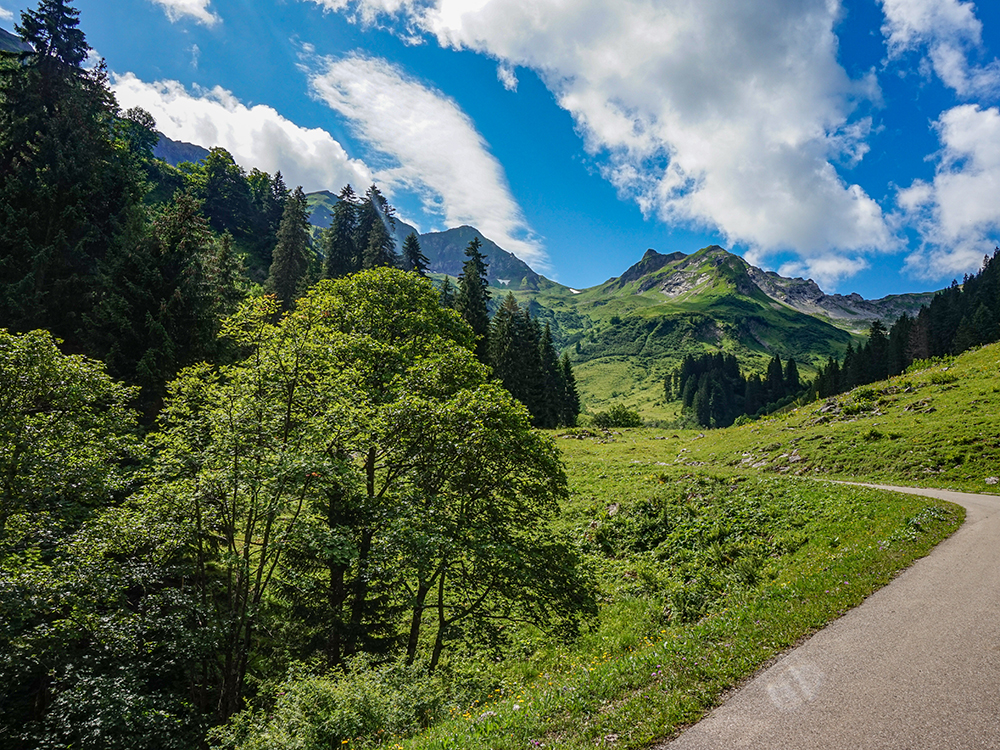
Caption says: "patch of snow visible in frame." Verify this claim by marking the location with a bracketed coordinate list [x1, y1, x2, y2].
[570, 288, 581, 294]
[497, 278, 510, 285]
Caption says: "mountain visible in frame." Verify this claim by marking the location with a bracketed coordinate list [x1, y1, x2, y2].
[0, 27, 31, 53]
[153, 133, 211, 166]
[605, 247, 933, 330]
[496, 244, 943, 419]
[745, 266, 934, 330]
[305, 194, 547, 290]
[417, 226, 552, 290]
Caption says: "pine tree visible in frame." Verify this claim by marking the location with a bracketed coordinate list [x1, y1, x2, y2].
[362, 218, 398, 269]
[536, 322, 564, 429]
[0, 0, 142, 346]
[322, 184, 360, 279]
[266, 187, 311, 310]
[438, 276, 456, 309]
[783, 358, 800, 393]
[560, 353, 581, 426]
[456, 236, 491, 361]
[402, 232, 430, 276]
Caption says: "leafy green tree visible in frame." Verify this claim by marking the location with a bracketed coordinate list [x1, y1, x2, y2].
[456, 236, 490, 361]
[402, 232, 430, 276]
[0, 329, 145, 749]
[266, 186, 311, 309]
[127, 269, 588, 722]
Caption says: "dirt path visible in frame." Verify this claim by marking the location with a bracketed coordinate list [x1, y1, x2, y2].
[661, 483, 1000, 750]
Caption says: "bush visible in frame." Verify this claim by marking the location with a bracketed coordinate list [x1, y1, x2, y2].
[591, 404, 643, 428]
[209, 656, 444, 750]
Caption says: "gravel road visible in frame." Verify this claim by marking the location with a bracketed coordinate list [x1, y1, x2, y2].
[661, 483, 1000, 750]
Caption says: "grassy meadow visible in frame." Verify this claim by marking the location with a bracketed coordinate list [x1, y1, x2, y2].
[340, 345, 999, 750]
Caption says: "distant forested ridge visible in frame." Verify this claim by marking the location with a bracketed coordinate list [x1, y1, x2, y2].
[666, 249, 1000, 427]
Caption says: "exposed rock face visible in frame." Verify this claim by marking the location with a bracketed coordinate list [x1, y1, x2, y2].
[745, 266, 935, 327]
[610, 246, 935, 328]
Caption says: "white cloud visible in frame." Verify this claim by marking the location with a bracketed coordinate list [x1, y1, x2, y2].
[496, 62, 517, 92]
[306, 52, 547, 269]
[149, 0, 221, 27]
[316, 0, 894, 280]
[110, 72, 372, 192]
[879, 0, 1000, 96]
[776, 255, 871, 291]
[899, 104, 1000, 278]
[0, 5, 13, 22]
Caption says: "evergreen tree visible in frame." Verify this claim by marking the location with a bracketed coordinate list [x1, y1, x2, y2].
[322, 184, 360, 279]
[438, 276, 456, 308]
[560, 352, 581, 427]
[783, 358, 800, 393]
[764, 355, 784, 404]
[362, 217, 398, 269]
[402, 232, 430, 276]
[266, 187, 311, 310]
[0, 0, 143, 346]
[536, 322, 565, 429]
[456, 236, 491, 361]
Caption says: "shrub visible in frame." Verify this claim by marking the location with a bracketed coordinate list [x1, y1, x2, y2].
[209, 656, 444, 750]
[591, 404, 643, 428]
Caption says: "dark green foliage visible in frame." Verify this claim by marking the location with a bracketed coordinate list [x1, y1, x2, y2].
[591, 403, 643, 428]
[805, 251, 1000, 401]
[0, 2, 145, 348]
[87, 191, 246, 412]
[456, 236, 491, 361]
[402, 232, 430, 276]
[488, 293, 580, 428]
[321, 184, 360, 278]
[266, 186, 311, 309]
[668, 351, 805, 428]
[438, 276, 456, 308]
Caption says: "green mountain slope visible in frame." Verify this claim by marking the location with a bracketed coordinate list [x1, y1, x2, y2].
[503, 246, 857, 418]
[0, 27, 31, 53]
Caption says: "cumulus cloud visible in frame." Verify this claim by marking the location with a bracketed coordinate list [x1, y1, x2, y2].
[879, 0, 1000, 96]
[898, 104, 1000, 278]
[111, 72, 372, 192]
[306, 52, 547, 268]
[312, 0, 893, 283]
[148, 0, 220, 26]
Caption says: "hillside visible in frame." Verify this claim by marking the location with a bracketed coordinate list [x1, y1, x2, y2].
[0, 27, 31, 53]
[152, 133, 210, 165]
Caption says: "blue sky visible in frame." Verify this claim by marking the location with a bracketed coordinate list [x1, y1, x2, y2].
[3, 0, 1000, 298]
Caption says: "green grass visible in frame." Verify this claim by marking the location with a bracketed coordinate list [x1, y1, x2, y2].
[292, 346, 999, 750]
[373, 344, 1000, 750]
[388, 472, 960, 750]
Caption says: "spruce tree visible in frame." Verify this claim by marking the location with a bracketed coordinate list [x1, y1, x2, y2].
[0, 0, 142, 345]
[322, 184, 360, 279]
[537, 322, 564, 428]
[560, 352, 580, 427]
[456, 236, 491, 361]
[438, 276, 456, 309]
[362, 218, 398, 269]
[266, 187, 311, 310]
[402, 232, 430, 276]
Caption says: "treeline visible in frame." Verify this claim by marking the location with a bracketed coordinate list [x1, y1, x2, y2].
[665, 352, 801, 428]
[810, 248, 1000, 398]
